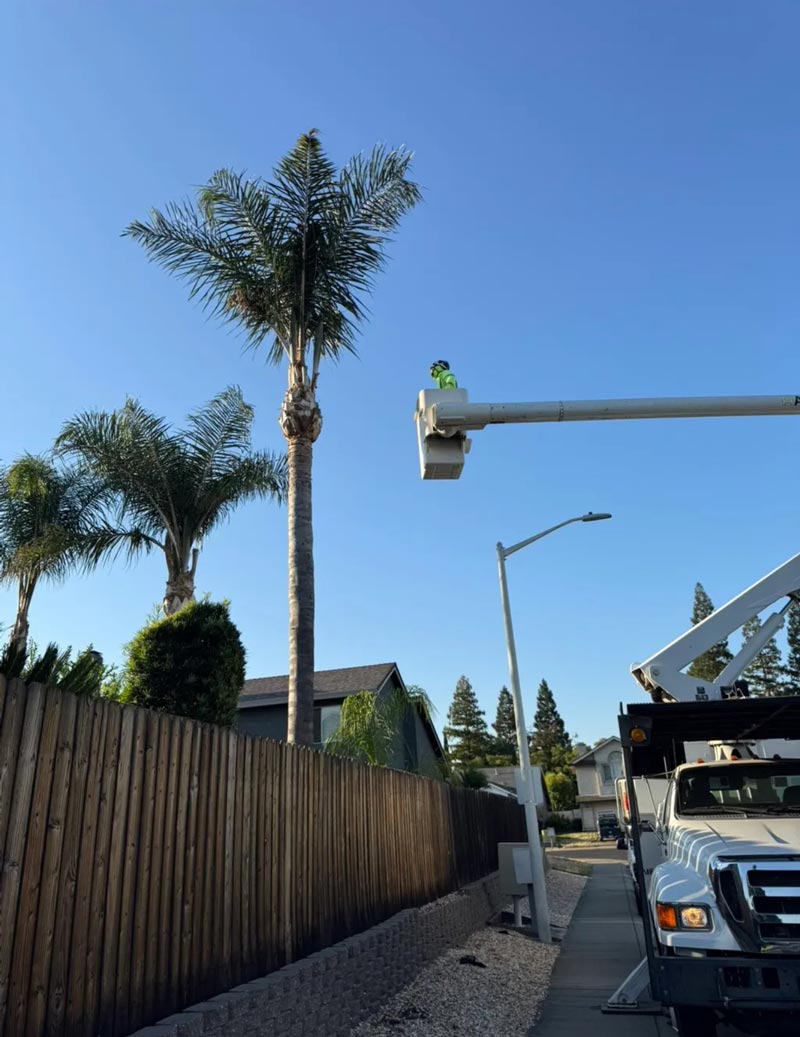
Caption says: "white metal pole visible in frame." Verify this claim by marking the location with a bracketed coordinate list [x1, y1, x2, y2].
[434, 394, 800, 431]
[496, 543, 551, 943]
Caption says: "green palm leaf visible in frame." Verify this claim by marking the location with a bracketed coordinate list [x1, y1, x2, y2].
[57, 386, 287, 614]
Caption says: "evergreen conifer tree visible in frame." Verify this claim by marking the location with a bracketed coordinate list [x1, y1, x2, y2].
[742, 615, 784, 696]
[785, 607, 800, 696]
[687, 583, 733, 682]
[443, 676, 489, 764]
[492, 686, 517, 756]
[530, 679, 572, 774]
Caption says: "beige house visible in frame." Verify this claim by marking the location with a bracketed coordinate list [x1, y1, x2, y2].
[573, 737, 623, 832]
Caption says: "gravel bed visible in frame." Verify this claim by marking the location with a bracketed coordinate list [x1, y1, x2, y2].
[351, 870, 586, 1037]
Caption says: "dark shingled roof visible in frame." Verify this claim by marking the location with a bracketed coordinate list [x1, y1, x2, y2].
[238, 662, 397, 709]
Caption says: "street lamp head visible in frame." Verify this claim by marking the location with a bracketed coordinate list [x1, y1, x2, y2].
[581, 512, 612, 522]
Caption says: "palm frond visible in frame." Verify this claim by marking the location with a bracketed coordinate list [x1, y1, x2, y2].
[196, 450, 287, 540]
[0, 640, 105, 697]
[125, 201, 270, 332]
[267, 130, 338, 227]
[58, 401, 184, 550]
[79, 524, 161, 568]
[184, 386, 256, 479]
[0, 454, 118, 587]
[324, 691, 396, 766]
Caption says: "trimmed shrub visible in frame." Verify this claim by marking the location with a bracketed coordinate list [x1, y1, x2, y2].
[124, 600, 245, 726]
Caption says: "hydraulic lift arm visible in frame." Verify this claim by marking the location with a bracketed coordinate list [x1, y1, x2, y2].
[631, 552, 800, 702]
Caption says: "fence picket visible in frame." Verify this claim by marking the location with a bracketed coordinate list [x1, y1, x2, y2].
[47, 696, 98, 1037]
[26, 691, 78, 1037]
[0, 680, 45, 1037]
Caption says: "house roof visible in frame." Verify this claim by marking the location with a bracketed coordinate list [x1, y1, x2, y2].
[239, 662, 397, 709]
[572, 736, 622, 765]
[237, 661, 445, 762]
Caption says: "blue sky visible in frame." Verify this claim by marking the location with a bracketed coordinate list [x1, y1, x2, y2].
[3, 1, 800, 745]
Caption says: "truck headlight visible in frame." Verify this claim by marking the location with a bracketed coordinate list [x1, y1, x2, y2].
[656, 902, 712, 931]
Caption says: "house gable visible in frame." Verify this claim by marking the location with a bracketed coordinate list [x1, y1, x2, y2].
[235, 663, 444, 772]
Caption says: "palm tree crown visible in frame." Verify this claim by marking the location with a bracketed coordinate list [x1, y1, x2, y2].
[57, 386, 287, 614]
[125, 130, 420, 743]
[125, 130, 421, 373]
[0, 454, 110, 653]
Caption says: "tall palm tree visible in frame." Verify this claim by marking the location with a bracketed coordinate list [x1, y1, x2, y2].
[125, 130, 421, 743]
[57, 386, 287, 615]
[0, 455, 110, 655]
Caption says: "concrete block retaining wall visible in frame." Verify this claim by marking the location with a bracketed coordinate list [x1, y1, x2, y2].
[129, 872, 503, 1037]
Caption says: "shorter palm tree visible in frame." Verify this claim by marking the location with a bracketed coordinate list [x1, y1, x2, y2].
[325, 685, 437, 773]
[57, 386, 287, 614]
[0, 455, 109, 656]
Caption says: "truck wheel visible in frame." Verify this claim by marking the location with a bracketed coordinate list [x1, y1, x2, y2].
[672, 1006, 717, 1036]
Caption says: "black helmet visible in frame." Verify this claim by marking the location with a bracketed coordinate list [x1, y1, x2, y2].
[430, 359, 450, 375]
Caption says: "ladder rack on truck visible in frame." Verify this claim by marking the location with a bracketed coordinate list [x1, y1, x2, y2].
[616, 695, 800, 1036]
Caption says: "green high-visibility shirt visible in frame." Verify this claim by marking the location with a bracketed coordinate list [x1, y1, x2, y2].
[434, 370, 458, 390]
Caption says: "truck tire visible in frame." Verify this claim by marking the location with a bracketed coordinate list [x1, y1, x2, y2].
[673, 1006, 717, 1036]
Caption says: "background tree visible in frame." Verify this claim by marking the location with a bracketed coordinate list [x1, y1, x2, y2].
[785, 607, 800, 695]
[687, 582, 733, 681]
[545, 771, 577, 812]
[443, 675, 489, 765]
[58, 387, 286, 615]
[530, 679, 572, 774]
[123, 600, 245, 725]
[0, 454, 109, 655]
[742, 615, 785, 696]
[126, 131, 421, 744]
[491, 685, 517, 759]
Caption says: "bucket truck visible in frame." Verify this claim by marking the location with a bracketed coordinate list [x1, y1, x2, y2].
[616, 551, 800, 1036]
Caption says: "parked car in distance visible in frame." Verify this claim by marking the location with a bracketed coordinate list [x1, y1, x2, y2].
[597, 814, 622, 841]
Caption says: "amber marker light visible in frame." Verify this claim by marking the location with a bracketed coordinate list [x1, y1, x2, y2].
[656, 903, 679, 930]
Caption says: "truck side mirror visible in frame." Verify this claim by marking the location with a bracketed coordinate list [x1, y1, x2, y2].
[655, 799, 669, 844]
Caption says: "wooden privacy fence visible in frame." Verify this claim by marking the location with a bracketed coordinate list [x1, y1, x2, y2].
[0, 676, 526, 1037]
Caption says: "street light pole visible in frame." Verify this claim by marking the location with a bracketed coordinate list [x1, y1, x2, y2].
[497, 512, 612, 944]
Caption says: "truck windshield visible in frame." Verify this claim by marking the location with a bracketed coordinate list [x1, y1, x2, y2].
[677, 760, 800, 815]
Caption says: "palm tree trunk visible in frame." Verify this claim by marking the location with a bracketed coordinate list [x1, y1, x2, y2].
[10, 576, 35, 656]
[281, 381, 322, 745]
[163, 549, 198, 616]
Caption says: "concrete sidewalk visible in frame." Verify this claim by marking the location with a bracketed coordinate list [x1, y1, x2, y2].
[531, 861, 670, 1036]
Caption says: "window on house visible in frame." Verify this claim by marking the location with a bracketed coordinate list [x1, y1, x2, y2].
[601, 751, 623, 784]
[313, 705, 341, 745]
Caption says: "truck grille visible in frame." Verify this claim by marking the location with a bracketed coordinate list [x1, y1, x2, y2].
[745, 863, 800, 947]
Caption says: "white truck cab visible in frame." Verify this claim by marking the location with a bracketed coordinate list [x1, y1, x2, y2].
[651, 757, 800, 957]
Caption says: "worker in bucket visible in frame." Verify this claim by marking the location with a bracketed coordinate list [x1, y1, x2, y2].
[430, 360, 458, 389]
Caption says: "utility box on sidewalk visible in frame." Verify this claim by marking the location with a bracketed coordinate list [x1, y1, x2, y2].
[498, 842, 548, 897]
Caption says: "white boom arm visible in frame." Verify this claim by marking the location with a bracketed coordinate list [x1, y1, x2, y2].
[632, 552, 800, 702]
[415, 389, 800, 479]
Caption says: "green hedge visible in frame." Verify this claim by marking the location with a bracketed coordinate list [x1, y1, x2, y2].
[124, 600, 245, 726]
